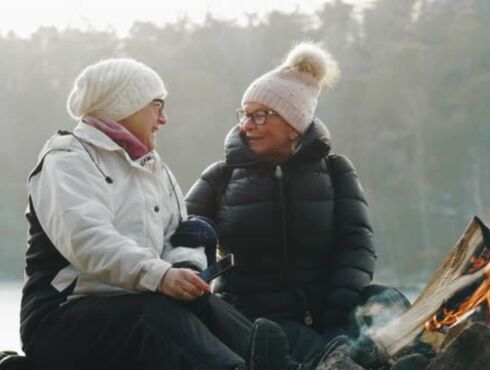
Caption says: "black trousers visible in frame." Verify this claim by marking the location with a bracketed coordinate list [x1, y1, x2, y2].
[24, 293, 252, 370]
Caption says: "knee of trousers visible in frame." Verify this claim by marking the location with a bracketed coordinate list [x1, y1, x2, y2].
[135, 294, 197, 327]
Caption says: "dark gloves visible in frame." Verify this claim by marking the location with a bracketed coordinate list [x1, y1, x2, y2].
[171, 215, 218, 248]
[170, 215, 219, 264]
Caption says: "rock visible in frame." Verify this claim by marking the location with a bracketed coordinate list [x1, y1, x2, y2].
[349, 334, 386, 368]
[313, 334, 391, 369]
[314, 336, 365, 369]
[315, 349, 364, 370]
[391, 353, 429, 370]
[426, 322, 490, 370]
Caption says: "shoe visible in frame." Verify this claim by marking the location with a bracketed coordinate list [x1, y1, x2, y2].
[247, 318, 300, 370]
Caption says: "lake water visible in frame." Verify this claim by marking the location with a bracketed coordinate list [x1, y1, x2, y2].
[0, 281, 23, 354]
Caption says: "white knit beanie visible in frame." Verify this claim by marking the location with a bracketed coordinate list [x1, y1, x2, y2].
[241, 42, 340, 134]
[67, 58, 167, 122]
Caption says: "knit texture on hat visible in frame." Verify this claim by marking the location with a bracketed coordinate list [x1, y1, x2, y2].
[67, 58, 167, 122]
[241, 42, 340, 133]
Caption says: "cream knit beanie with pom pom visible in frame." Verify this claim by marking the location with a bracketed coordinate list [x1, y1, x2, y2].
[67, 58, 167, 122]
[241, 42, 340, 133]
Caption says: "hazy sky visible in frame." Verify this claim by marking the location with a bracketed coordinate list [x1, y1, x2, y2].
[0, 0, 376, 38]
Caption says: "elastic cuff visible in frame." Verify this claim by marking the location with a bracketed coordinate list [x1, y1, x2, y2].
[139, 260, 172, 292]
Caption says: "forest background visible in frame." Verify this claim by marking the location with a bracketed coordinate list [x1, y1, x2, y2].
[1, 0, 489, 291]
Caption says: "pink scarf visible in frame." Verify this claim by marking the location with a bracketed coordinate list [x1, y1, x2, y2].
[83, 115, 149, 160]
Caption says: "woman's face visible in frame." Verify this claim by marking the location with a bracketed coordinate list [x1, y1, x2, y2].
[239, 102, 299, 163]
[119, 99, 166, 151]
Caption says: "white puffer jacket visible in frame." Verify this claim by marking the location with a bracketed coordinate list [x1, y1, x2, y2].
[29, 121, 207, 298]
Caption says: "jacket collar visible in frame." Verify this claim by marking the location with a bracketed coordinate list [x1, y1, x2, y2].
[74, 121, 127, 153]
[73, 121, 162, 167]
[224, 117, 332, 167]
[82, 115, 149, 160]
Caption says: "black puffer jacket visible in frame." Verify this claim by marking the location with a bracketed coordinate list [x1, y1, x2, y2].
[186, 119, 376, 330]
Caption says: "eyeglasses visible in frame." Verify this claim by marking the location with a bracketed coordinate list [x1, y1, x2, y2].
[152, 99, 165, 117]
[236, 109, 279, 126]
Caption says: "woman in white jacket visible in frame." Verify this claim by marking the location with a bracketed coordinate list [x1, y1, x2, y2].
[20, 58, 304, 370]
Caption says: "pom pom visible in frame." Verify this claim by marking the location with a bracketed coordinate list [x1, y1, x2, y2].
[283, 42, 340, 88]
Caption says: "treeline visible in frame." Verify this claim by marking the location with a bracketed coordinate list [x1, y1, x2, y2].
[1, 0, 490, 283]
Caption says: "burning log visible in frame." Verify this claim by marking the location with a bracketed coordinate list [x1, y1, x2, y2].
[370, 216, 490, 361]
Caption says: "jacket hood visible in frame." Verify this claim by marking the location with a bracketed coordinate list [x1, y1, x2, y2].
[224, 117, 332, 166]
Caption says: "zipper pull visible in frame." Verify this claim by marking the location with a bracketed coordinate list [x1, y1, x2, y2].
[274, 165, 283, 179]
[296, 289, 314, 325]
[304, 310, 313, 326]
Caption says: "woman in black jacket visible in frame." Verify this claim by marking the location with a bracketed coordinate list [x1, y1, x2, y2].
[185, 43, 406, 362]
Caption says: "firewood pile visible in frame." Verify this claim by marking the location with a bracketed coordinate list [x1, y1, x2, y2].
[316, 217, 490, 370]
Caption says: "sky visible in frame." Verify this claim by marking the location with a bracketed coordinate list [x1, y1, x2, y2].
[0, 0, 376, 38]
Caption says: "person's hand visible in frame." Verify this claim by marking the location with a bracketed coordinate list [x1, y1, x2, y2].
[159, 267, 210, 301]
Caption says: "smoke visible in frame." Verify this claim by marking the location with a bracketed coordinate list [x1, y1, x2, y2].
[355, 286, 412, 338]
[320, 286, 413, 367]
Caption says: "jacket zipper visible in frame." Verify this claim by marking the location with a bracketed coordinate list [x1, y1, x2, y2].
[276, 165, 314, 326]
[274, 165, 289, 288]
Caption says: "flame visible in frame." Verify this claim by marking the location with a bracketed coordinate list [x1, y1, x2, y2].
[425, 258, 490, 331]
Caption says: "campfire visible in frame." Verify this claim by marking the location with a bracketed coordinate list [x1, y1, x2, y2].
[316, 217, 490, 370]
[425, 259, 490, 332]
